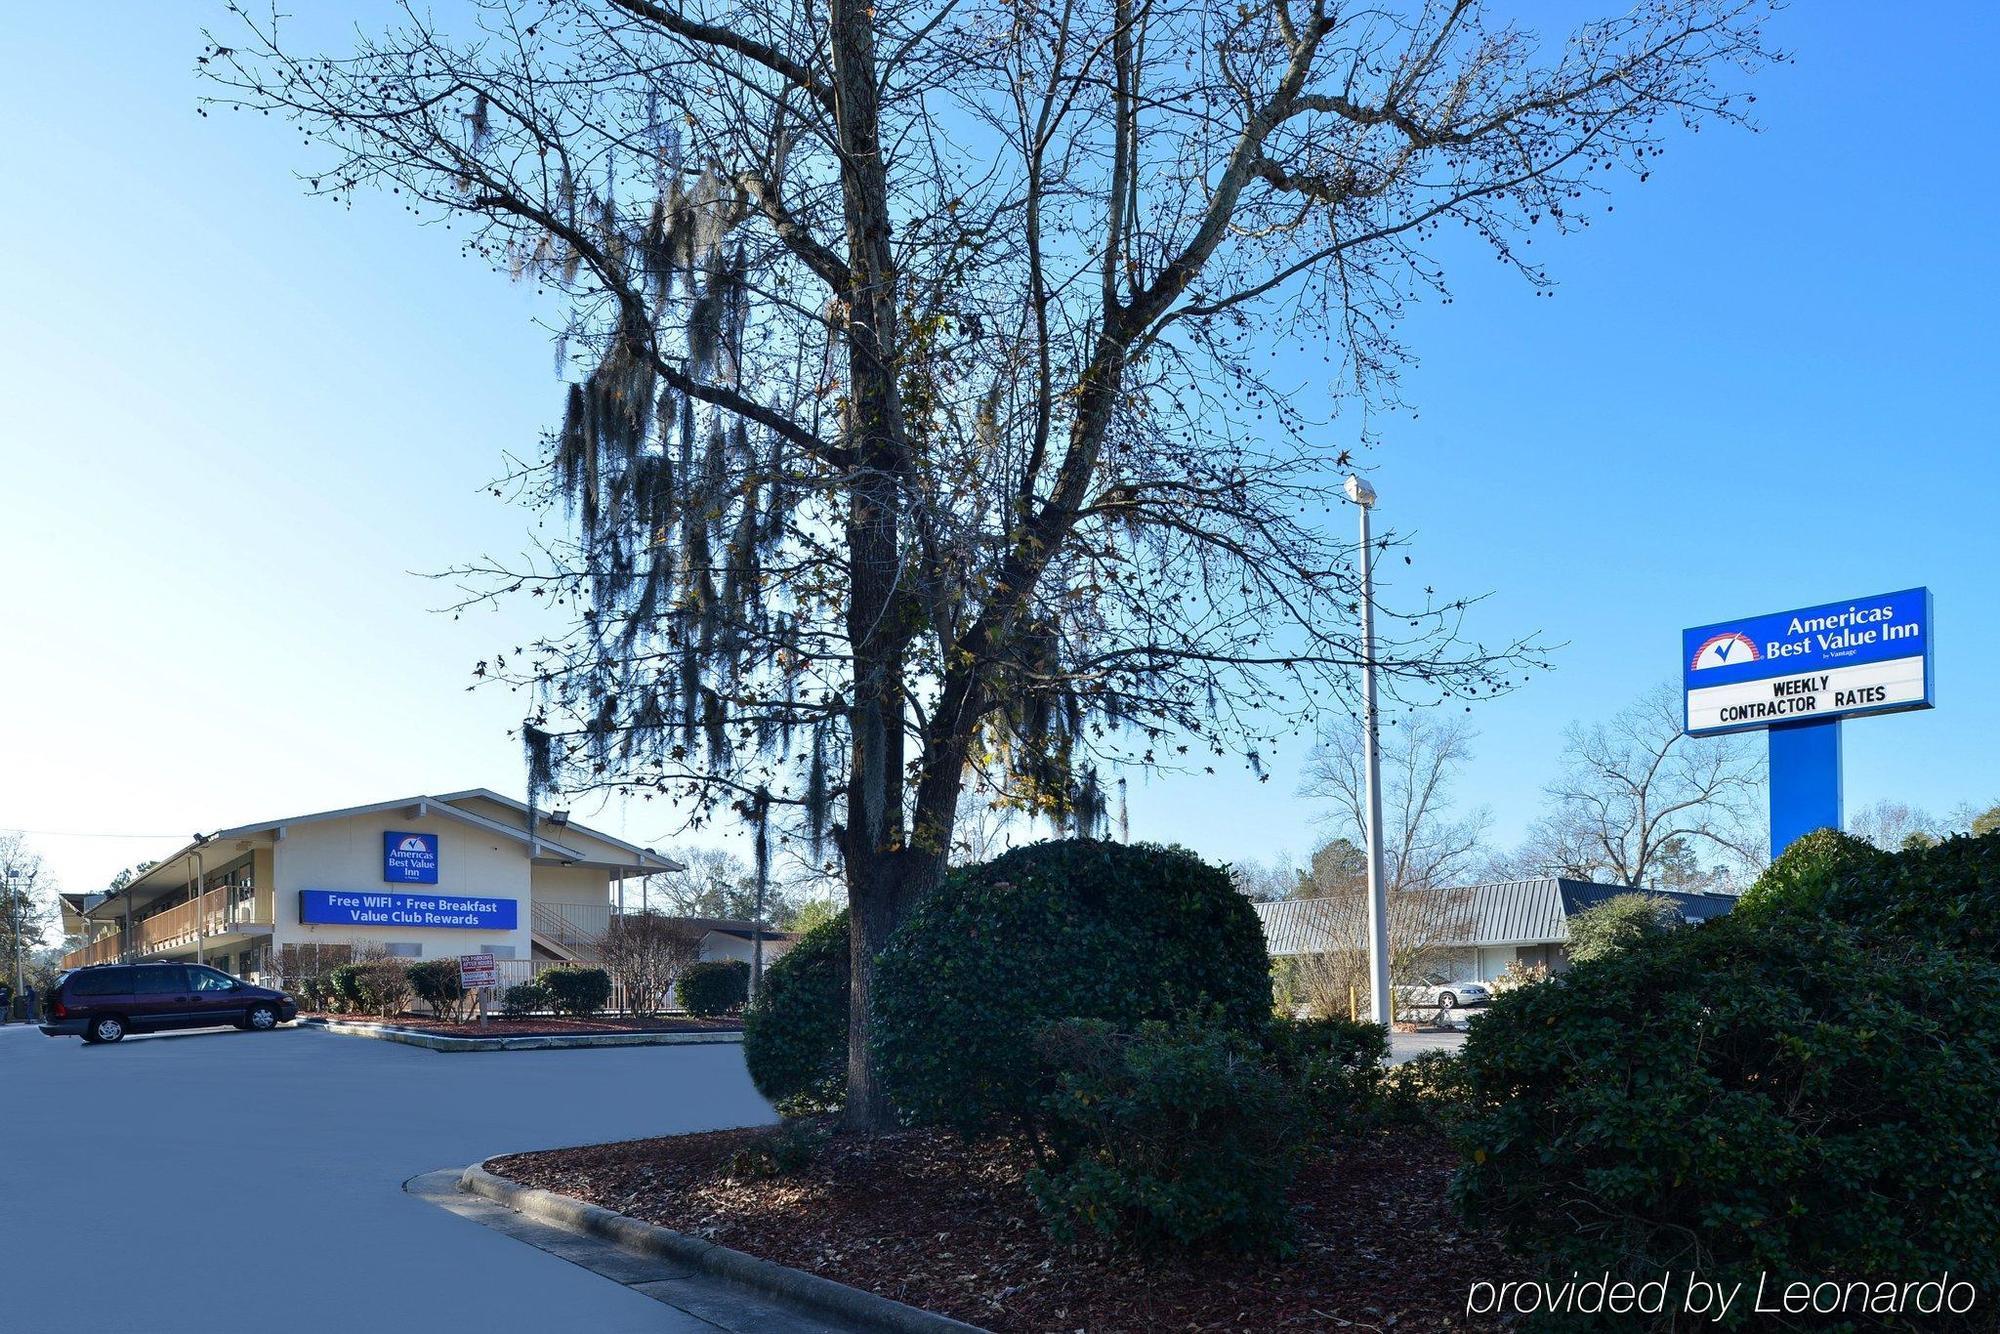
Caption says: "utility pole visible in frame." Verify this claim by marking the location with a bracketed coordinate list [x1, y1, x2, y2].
[5, 868, 26, 1024]
[1345, 475, 1393, 1027]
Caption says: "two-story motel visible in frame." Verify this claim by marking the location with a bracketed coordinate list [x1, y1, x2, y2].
[60, 789, 686, 985]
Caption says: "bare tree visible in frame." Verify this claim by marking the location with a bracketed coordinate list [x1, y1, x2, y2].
[601, 912, 706, 1014]
[1508, 683, 1763, 888]
[1282, 838, 1472, 1020]
[1846, 799, 1946, 853]
[1229, 853, 1301, 903]
[203, 0, 1775, 1127]
[1301, 714, 1491, 892]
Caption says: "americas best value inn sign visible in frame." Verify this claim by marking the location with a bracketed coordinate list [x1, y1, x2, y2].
[1683, 588, 1933, 737]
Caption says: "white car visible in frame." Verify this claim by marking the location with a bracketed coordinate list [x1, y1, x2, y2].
[1395, 976, 1492, 1011]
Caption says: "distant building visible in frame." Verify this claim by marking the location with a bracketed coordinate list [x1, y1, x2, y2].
[56, 789, 788, 988]
[1255, 877, 1737, 984]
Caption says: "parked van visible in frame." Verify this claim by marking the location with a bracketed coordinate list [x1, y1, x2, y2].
[39, 962, 298, 1044]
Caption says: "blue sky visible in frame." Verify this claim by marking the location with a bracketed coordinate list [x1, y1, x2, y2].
[3, 3, 1995, 896]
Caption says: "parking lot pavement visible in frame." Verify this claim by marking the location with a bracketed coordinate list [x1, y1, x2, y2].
[1, 1019, 779, 1333]
[1389, 1028, 1469, 1063]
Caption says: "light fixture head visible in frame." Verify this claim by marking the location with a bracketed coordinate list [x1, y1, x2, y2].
[1343, 474, 1378, 507]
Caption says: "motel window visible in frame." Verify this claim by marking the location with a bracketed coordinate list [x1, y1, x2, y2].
[383, 943, 422, 958]
[480, 945, 517, 960]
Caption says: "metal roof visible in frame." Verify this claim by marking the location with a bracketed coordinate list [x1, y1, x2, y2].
[1256, 878, 1738, 955]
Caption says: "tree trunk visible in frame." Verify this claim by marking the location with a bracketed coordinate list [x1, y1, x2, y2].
[841, 844, 949, 1130]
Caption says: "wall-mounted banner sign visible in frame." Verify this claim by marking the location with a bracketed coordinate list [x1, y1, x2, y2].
[382, 831, 440, 884]
[299, 890, 517, 931]
[1683, 588, 1933, 737]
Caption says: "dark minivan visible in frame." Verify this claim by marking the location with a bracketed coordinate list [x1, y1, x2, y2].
[40, 962, 298, 1044]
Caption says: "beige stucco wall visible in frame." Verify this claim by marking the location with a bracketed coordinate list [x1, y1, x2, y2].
[531, 862, 615, 906]
[270, 812, 534, 961]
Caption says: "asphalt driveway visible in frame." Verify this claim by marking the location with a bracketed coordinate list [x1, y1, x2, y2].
[0, 1021, 778, 1332]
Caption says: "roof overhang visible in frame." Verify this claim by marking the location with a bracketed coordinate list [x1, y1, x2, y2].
[434, 788, 683, 872]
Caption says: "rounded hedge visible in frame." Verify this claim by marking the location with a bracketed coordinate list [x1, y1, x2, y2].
[1451, 911, 2000, 1303]
[743, 909, 850, 1115]
[1733, 827, 1886, 924]
[872, 839, 1272, 1137]
[678, 958, 751, 1016]
[537, 964, 611, 1017]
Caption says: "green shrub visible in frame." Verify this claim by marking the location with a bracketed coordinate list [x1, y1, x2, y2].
[724, 1118, 833, 1181]
[1263, 1015, 1387, 1132]
[500, 981, 549, 1017]
[328, 962, 366, 1014]
[537, 964, 612, 1017]
[1734, 827, 1887, 923]
[1376, 1050, 1471, 1128]
[1452, 913, 2000, 1313]
[678, 959, 751, 1016]
[1739, 827, 2000, 965]
[405, 958, 469, 1022]
[1027, 1016, 1306, 1255]
[873, 839, 1272, 1136]
[1565, 891, 1684, 965]
[744, 909, 850, 1115]
[351, 958, 411, 1018]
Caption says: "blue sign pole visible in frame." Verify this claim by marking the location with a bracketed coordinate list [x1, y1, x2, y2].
[1768, 718, 1843, 859]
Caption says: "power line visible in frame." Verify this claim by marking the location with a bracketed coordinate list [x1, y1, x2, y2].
[0, 827, 182, 841]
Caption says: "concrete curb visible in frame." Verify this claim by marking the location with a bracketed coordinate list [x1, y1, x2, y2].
[461, 1162, 989, 1334]
[302, 1017, 744, 1052]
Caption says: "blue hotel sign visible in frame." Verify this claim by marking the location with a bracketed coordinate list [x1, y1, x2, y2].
[299, 890, 517, 931]
[1683, 588, 1933, 738]
[383, 831, 439, 884]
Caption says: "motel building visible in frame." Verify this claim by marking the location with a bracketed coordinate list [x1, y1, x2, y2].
[57, 789, 785, 990]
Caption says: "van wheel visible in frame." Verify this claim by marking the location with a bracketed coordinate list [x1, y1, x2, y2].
[245, 1004, 279, 1032]
[90, 1015, 127, 1044]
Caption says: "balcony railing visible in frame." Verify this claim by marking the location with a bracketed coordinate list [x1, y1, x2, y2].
[60, 885, 274, 969]
[62, 934, 122, 969]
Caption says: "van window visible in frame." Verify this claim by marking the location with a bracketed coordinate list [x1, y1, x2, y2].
[132, 967, 188, 994]
[188, 967, 236, 992]
[71, 968, 133, 996]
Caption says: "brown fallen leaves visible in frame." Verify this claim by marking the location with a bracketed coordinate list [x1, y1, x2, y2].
[490, 1122, 1516, 1332]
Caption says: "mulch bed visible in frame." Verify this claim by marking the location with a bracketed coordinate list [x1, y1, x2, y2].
[305, 1011, 741, 1037]
[489, 1123, 1514, 1332]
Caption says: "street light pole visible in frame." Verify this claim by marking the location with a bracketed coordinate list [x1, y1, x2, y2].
[1345, 475, 1393, 1028]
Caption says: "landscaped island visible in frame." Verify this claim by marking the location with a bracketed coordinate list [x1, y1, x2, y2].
[490, 833, 1999, 1331]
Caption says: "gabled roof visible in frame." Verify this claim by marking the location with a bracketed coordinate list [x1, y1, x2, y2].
[211, 795, 588, 859]
[433, 789, 682, 872]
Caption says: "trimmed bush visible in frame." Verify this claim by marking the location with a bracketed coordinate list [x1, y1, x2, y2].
[1027, 1016, 1306, 1255]
[743, 909, 850, 1115]
[1564, 891, 1684, 965]
[328, 962, 366, 1014]
[351, 958, 411, 1018]
[679, 959, 751, 1016]
[1263, 1015, 1388, 1132]
[1734, 826, 1887, 924]
[1746, 828, 2000, 964]
[538, 964, 612, 1017]
[406, 958, 469, 1022]
[1376, 1050, 1471, 1128]
[873, 839, 1272, 1137]
[1451, 912, 2000, 1309]
[500, 981, 550, 1017]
